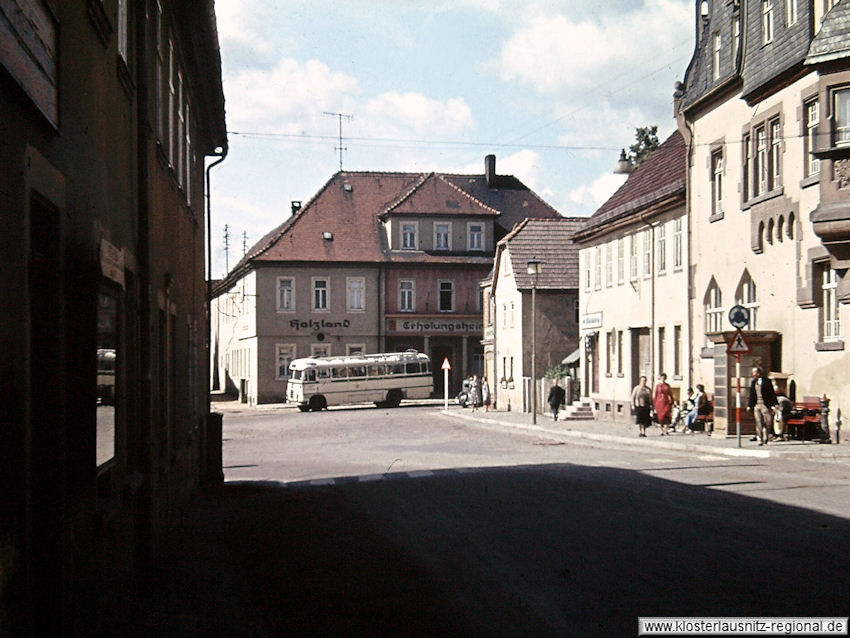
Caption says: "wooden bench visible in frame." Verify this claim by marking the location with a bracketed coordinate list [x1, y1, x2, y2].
[692, 399, 714, 432]
[785, 396, 822, 441]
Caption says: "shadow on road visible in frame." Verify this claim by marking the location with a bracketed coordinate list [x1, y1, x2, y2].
[112, 463, 850, 637]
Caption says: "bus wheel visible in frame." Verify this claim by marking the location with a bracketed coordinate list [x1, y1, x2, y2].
[386, 389, 403, 408]
[309, 395, 327, 411]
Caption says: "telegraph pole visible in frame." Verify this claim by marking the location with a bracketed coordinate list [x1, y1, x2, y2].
[223, 224, 230, 274]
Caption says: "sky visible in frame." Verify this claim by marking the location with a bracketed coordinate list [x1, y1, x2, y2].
[209, 0, 697, 278]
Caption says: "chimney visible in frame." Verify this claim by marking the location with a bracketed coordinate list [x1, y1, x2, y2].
[485, 154, 496, 187]
[291, 200, 302, 214]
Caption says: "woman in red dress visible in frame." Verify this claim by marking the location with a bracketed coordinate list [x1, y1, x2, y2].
[653, 373, 674, 436]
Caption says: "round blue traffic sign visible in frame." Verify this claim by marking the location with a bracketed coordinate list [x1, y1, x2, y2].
[728, 305, 750, 329]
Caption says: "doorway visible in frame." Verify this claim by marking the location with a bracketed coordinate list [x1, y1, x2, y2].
[631, 328, 651, 389]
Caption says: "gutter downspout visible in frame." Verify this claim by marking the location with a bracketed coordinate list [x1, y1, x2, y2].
[205, 151, 226, 401]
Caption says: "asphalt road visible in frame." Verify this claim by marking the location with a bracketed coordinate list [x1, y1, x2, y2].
[122, 404, 850, 636]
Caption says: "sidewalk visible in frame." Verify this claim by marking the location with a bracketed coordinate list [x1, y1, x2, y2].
[441, 405, 850, 461]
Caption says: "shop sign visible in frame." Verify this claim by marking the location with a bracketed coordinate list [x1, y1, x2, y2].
[289, 318, 352, 331]
[100, 239, 124, 287]
[581, 312, 603, 331]
[388, 318, 484, 335]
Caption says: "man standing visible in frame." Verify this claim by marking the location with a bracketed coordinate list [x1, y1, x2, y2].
[746, 367, 777, 445]
[547, 380, 566, 421]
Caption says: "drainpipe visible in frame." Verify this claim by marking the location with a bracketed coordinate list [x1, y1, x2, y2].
[205, 150, 226, 397]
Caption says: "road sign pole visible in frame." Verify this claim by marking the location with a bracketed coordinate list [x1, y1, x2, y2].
[736, 353, 741, 449]
[441, 357, 451, 411]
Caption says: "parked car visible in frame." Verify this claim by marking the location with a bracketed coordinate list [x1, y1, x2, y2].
[455, 378, 471, 407]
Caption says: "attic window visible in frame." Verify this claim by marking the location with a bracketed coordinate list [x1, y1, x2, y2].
[446, 200, 459, 208]
[343, 182, 353, 192]
[322, 232, 334, 241]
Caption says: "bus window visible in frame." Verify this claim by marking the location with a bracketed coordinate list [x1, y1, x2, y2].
[349, 365, 366, 378]
[392, 363, 405, 375]
[305, 369, 316, 382]
[405, 362, 419, 374]
[317, 367, 331, 380]
[290, 369, 302, 380]
[331, 367, 347, 379]
[368, 364, 386, 377]
[421, 362, 430, 373]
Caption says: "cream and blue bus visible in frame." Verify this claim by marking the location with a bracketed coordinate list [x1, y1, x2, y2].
[286, 350, 432, 411]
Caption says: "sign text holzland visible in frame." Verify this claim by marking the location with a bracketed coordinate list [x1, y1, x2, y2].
[290, 319, 351, 331]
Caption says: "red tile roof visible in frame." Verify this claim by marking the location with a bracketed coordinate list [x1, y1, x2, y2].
[573, 131, 686, 242]
[221, 166, 563, 288]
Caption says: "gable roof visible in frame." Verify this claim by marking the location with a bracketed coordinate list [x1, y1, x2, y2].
[218, 164, 563, 291]
[572, 131, 686, 243]
[497, 217, 585, 290]
[382, 173, 500, 218]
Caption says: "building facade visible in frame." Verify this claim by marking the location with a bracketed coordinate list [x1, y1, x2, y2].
[677, 0, 849, 433]
[0, 1, 227, 633]
[486, 218, 583, 412]
[211, 157, 562, 403]
[574, 133, 690, 419]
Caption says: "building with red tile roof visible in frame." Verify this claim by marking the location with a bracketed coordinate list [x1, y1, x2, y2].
[211, 156, 563, 403]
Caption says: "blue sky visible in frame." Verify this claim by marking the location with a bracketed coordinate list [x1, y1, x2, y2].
[210, 0, 696, 277]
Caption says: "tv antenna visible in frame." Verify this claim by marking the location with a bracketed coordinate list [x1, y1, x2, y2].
[323, 111, 353, 170]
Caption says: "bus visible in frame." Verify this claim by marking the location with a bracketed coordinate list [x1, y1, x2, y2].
[96, 348, 116, 405]
[286, 350, 432, 411]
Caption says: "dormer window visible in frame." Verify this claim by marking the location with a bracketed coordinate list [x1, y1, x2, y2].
[401, 222, 417, 250]
[434, 222, 451, 251]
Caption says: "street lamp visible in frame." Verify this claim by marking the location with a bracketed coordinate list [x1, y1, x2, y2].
[527, 258, 543, 424]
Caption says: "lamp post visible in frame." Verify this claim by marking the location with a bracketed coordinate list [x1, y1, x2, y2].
[527, 258, 542, 424]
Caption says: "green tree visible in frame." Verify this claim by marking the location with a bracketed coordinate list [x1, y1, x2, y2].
[628, 125, 660, 167]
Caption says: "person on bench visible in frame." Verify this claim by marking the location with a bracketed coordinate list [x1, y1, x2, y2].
[684, 384, 708, 433]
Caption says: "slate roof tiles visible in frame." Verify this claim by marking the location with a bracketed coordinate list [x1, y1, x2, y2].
[499, 217, 585, 290]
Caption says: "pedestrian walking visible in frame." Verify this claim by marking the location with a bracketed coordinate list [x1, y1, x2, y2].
[547, 380, 566, 421]
[469, 375, 482, 412]
[746, 367, 777, 445]
[653, 373, 674, 436]
[481, 377, 491, 412]
[631, 375, 652, 438]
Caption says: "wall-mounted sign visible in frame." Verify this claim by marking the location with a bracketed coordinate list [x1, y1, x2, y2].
[581, 312, 603, 331]
[100, 239, 125, 287]
[387, 317, 483, 335]
[289, 319, 352, 331]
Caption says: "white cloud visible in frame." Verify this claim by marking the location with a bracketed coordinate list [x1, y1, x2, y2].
[224, 58, 360, 131]
[497, 0, 691, 95]
[568, 172, 628, 213]
[364, 92, 473, 138]
[214, 0, 277, 58]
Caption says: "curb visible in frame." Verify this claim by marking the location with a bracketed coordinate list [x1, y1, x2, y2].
[440, 410, 850, 461]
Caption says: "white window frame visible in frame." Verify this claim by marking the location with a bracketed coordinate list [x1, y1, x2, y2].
[643, 229, 652, 279]
[787, 0, 798, 25]
[438, 280, 455, 312]
[605, 242, 613, 287]
[657, 223, 667, 275]
[434, 222, 451, 251]
[823, 266, 841, 340]
[277, 277, 295, 312]
[706, 282, 723, 335]
[467, 222, 484, 251]
[769, 118, 781, 189]
[835, 88, 850, 146]
[594, 246, 602, 290]
[346, 343, 365, 356]
[673, 218, 683, 270]
[399, 279, 415, 312]
[732, 15, 741, 65]
[762, 0, 774, 44]
[276, 344, 295, 379]
[736, 273, 759, 330]
[617, 238, 624, 284]
[312, 277, 329, 312]
[630, 234, 638, 281]
[584, 251, 592, 291]
[805, 98, 821, 177]
[756, 126, 768, 195]
[713, 32, 722, 81]
[347, 277, 365, 312]
[401, 222, 418, 250]
[712, 148, 724, 215]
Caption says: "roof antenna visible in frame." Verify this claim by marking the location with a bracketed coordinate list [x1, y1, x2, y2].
[323, 111, 353, 171]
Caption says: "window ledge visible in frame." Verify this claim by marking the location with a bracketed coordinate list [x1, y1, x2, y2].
[815, 340, 844, 351]
[709, 211, 725, 223]
[800, 174, 820, 189]
[743, 186, 784, 209]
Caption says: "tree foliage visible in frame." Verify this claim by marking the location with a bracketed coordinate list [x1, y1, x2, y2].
[628, 125, 660, 167]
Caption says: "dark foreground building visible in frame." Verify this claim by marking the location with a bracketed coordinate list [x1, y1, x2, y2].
[0, 1, 227, 633]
